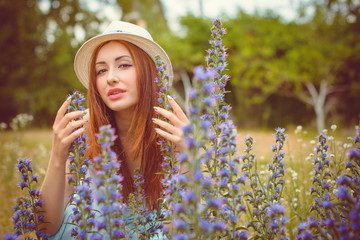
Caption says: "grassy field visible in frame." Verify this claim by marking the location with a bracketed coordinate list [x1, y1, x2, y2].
[0, 129, 52, 236]
[0, 126, 354, 237]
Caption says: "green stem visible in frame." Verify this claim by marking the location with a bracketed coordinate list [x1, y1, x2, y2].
[254, 171, 268, 201]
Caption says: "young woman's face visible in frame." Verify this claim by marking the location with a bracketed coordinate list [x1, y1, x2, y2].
[95, 41, 138, 114]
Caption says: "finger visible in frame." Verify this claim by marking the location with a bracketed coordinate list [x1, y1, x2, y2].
[152, 118, 182, 136]
[154, 107, 184, 127]
[155, 128, 185, 151]
[53, 111, 87, 137]
[58, 110, 87, 129]
[83, 109, 89, 122]
[63, 127, 87, 146]
[167, 95, 189, 124]
[63, 118, 87, 137]
[54, 97, 72, 124]
[82, 109, 90, 129]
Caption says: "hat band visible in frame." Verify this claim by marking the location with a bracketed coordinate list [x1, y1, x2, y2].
[107, 30, 131, 34]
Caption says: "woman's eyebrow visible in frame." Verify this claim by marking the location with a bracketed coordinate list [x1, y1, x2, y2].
[96, 55, 132, 65]
[115, 55, 131, 61]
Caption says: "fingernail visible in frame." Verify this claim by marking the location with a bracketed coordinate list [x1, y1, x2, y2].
[83, 127, 86, 131]
[167, 95, 173, 100]
[154, 128, 158, 132]
[82, 111, 87, 114]
[66, 96, 71, 102]
[153, 107, 158, 111]
[84, 119, 89, 123]
[152, 118, 156, 122]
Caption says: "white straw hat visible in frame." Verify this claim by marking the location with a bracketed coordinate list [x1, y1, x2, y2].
[74, 21, 173, 89]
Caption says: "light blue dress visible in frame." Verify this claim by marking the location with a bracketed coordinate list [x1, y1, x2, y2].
[49, 167, 167, 240]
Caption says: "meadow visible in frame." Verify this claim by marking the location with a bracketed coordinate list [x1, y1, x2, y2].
[1, 121, 356, 239]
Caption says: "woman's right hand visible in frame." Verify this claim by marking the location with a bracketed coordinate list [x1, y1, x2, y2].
[40, 97, 88, 236]
[51, 97, 87, 164]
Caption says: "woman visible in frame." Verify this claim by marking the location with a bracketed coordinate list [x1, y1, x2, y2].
[40, 21, 189, 239]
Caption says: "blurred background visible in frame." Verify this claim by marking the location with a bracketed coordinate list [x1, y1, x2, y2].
[1, 0, 359, 132]
[1, 0, 359, 236]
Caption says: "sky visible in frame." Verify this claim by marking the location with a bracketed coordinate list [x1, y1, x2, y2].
[89, 0, 303, 32]
[161, 0, 302, 32]
[163, 0, 300, 23]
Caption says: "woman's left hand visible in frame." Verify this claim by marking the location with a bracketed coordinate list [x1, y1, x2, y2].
[153, 95, 190, 152]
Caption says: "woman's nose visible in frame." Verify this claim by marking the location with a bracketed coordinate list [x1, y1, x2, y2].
[106, 68, 119, 85]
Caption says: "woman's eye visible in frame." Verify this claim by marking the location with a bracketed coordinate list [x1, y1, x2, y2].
[119, 64, 132, 69]
[96, 69, 106, 75]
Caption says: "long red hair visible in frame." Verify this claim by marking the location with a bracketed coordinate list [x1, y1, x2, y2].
[86, 40, 163, 209]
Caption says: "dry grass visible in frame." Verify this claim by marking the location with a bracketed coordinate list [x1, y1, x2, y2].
[0, 129, 51, 236]
[237, 128, 313, 161]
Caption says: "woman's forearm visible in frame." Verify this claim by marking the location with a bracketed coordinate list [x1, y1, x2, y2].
[39, 99, 86, 235]
[39, 153, 71, 236]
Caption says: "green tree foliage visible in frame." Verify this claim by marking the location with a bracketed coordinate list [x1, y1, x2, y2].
[325, 0, 360, 123]
[175, 5, 359, 130]
[1, 0, 358, 129]
[0, 0, 101, 125]
[0, 0, 46, 124]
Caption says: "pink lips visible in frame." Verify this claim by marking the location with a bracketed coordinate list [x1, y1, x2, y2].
[108, 88, 126, 100]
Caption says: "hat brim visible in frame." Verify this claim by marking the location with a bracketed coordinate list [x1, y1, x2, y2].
[74, 33, 173, 89]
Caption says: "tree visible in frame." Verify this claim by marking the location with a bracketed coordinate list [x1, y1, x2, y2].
[171, 7, 359, 131]
[224, 7, 357, 131]
[33, 0, 101, 125]
[1, 0, 103, 125]
[1, 1, 50, 123]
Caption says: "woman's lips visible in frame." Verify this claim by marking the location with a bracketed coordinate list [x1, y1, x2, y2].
[108, 88, 126, 100]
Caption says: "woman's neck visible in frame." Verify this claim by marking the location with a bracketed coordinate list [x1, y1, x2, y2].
[113, 110, 142, 173]
[113, 110, 133, 137]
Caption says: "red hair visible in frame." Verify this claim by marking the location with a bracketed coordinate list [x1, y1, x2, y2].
[86, 40, 163, 209]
